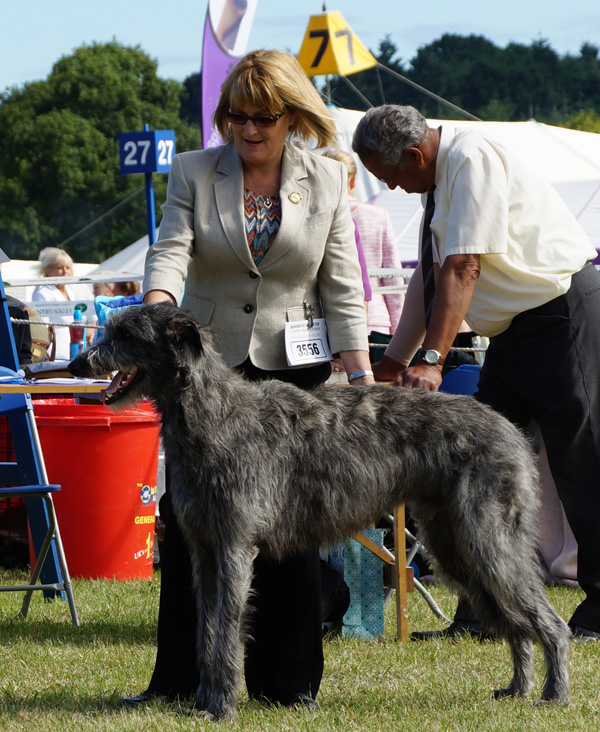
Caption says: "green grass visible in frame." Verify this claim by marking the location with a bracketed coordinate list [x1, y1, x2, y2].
[1, 570, 599, 731]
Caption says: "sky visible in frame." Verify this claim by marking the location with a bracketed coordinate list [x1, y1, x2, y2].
[1, 1, 599, 94]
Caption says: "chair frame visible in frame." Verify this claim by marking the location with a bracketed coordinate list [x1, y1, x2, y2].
[0, 283, 79, 625]
[0, 484, 79, 624]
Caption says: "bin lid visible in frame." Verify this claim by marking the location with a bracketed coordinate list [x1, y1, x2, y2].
[33, 398, 159, 427]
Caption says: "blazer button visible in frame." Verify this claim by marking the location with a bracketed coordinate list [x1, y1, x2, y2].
[243, 304, 254, 313]
[249, 271, 259, 279]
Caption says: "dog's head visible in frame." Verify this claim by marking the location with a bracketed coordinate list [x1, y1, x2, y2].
[68, 303, 209, 408]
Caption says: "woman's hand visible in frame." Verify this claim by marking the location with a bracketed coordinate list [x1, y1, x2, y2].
[330, 357, 346, 374]
[339, 350, 375, 385]
[143, 290, 177, 306]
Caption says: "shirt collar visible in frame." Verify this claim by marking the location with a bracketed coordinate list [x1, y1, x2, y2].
[433, 125, 458, 190]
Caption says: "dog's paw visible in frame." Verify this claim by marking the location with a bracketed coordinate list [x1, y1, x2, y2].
[194, 678, 212, 712]
[537, 686, 570, 706]
[534, 696, 570, 707]
[184, 699, 237, 722]
[493, 685, 526, 699]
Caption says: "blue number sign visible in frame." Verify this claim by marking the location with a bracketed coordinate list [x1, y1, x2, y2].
[118, 130, 176, 174]
[118, 127, 176, 246]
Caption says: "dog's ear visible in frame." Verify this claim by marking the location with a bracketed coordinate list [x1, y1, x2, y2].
[168, 317, 205, 355]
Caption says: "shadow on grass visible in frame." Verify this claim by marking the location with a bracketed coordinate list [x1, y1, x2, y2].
[0, 688, 168, 715]
[0, 616, 156, 645]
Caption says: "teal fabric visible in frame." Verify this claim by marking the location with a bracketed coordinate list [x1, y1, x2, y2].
[342, 529, 385, 640]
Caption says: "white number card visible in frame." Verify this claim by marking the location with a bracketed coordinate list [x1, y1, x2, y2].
[285, 318, 333, 366]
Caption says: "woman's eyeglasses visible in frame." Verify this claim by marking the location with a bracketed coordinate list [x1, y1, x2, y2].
[226, 111, 284, 128]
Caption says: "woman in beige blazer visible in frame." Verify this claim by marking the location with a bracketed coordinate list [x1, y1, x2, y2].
[125, 50, 374, 712]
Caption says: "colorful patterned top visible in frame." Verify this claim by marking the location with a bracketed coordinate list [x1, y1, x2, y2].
[244, 189, 282, 265]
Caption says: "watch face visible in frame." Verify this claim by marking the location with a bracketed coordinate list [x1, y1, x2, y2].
[424, 350, 440, 364]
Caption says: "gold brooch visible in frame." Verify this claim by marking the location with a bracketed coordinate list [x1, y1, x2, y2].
[288, 192, 302, 204]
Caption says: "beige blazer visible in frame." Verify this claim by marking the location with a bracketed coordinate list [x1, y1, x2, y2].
[144, 141, 369, 370]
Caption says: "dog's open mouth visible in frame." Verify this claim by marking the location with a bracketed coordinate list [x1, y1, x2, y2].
[102, 368, 138, 404]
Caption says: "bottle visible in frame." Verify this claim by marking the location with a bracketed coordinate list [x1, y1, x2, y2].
[69, 309, 85, 360]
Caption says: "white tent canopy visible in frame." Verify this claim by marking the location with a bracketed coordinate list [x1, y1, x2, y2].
[91, 230, 158, 277]
[330, 107, 600, 264]
[88, 108, 600, 274]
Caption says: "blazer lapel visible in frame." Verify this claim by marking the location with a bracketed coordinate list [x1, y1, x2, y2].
[259, 142, 311, 270]
[214, 145, 257, 271]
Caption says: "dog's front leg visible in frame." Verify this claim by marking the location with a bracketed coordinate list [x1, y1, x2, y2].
[188, 543, 218, 711]
[200, 544, 255, 721]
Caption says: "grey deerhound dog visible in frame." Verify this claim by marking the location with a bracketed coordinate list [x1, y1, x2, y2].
[69, 303, 570, 719]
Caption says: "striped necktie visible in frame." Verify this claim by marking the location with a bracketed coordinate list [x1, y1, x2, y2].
[421, 187, 436, 326]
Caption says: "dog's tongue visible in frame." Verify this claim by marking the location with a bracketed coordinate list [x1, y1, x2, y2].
[101, 370, 135, 403]
[105, 370, 127, 396]
[100, 373, 121, 404]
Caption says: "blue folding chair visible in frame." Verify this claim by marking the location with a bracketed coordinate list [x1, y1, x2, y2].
[0, 280, 78, 624]
[0, 365, 79, 624]
[439, 363, 482, 396]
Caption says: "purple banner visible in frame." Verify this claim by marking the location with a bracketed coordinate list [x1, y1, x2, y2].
[201, 0, 258, 149]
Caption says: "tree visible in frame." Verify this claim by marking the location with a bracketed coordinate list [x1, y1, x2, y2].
[564, 109, 600, 133]
[307, 34, 600, 124]
[0, 41, 201, 263]
[180, 71, 202, 129]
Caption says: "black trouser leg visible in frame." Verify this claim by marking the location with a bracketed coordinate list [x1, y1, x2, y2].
[244, 551, 324, 703]
[472, 265, 600, 632]
[148, 489, 200, 697]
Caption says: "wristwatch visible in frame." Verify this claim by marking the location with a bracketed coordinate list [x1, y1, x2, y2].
[418, 349, 445, 367]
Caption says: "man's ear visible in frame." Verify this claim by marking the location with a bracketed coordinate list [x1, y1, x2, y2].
[403, 146, 425, 168]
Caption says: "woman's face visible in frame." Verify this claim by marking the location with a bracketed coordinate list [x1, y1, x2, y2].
[45, 261, 72, 277]
[229, 101, 295, 170]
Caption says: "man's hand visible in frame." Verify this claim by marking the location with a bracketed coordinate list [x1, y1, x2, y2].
[372, 355, 408, 382]
[396, 363, 443, 391]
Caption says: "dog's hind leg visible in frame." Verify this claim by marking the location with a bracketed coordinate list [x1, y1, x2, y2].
[201, 544, 255, 721]
[525, 589, 570, 704]
[494, 636, 535, 700]
[469, 532, 570, 704]
[468, 575, 569, 703]
[466, 583, 536, 699]
[495, 590, 569, 704]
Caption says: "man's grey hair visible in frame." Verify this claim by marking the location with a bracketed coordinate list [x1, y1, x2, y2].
[352, 104, 429, 167]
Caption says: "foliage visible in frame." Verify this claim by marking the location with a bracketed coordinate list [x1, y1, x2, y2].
[1, 33, 599, 268]
[0, 41, 201, 264]
[0, 573, 599, 731]
[564, 109, 600, 133]
[179, 72, 202, 129]
[325, 35, 600, 127]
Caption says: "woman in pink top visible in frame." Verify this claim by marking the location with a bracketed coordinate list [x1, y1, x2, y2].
[325, 149, 404, 335]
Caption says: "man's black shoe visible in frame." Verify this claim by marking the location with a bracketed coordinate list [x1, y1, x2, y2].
[569, 624, 600, 643]
[119, 689, 171, 708]
[410, 619, 495, 642]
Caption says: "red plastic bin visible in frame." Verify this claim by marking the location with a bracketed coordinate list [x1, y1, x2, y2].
[32, 398, 160, 580]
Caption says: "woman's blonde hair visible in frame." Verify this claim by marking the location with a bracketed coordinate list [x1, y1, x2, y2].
[323, 149, 357, 177]
[213, 49, 337, 149]
[38, 247, 73, 276]
[113, 280, 141, 297]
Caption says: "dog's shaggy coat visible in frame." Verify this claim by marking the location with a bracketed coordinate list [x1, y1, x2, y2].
[69, 304, 570, 719]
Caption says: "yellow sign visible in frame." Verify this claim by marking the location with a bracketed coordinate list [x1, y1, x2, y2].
[297, 10, 377, 77]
